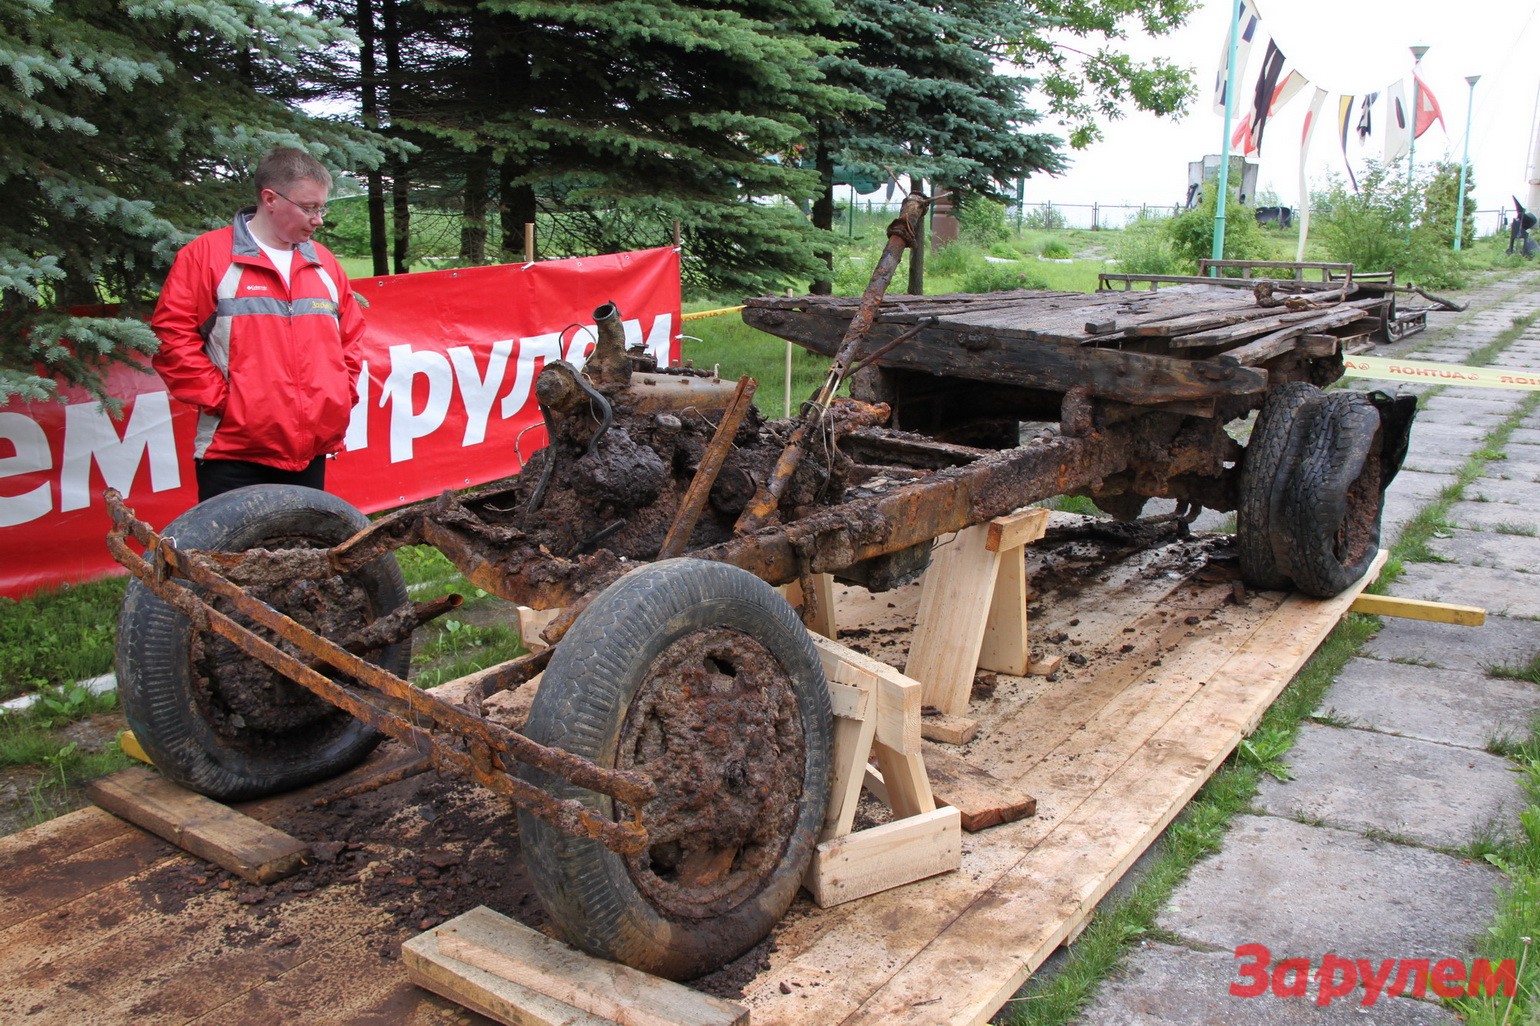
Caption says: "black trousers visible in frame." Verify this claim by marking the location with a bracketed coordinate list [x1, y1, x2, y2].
[195, 456, 327, 502]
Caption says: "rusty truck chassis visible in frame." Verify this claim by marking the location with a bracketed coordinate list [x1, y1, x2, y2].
[102, 192, 1394, 859]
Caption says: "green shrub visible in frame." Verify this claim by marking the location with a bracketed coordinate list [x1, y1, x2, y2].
[957, 195, 1010, 247]
[960, 264, 1049, 293]
[1316, 161, 1469, 289]
[928, 242, 987, 279]
[1115, 217, 1179, 275]
[1165, 180, 1267, 271]
[1041, 240, 1072, 259]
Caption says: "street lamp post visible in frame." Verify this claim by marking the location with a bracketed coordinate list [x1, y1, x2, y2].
[1454, 74, 1480, 251]
[1408, 45, 1430, 189]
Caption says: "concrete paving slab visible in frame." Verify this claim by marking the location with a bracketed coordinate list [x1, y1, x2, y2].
[1394, 561, 1540, 617]
[1400, 451, 1469, 475]
[1362, 613, 1540, 673]
[1430, 390, 1526, 408]
[1463, 477, 1540, 505]
[1382, 494, 1429, 540]
[1443, 500, 1540, 536]
[1385, 469, 1454, 503]
[1405, 422, 1492, 457]
[1254, 724, 1527, 849]
[1317, 657, 1540, 750]
[1427, 527, 1540, 574]
[1483, 456, 1540, 483]
[1157, 815, 1501, 959]
[1411, 407, 1509, 430]
[1076, 942, 1462, 1026]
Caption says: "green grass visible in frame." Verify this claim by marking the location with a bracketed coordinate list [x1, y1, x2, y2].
[1445, 715, 1540, 1026]
[0, 576, 125, 703]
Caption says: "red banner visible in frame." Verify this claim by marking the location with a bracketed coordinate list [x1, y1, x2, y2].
[0, 247, 681, 599]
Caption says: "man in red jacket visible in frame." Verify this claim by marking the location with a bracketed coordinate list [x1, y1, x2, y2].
[151, 147, 367, 501]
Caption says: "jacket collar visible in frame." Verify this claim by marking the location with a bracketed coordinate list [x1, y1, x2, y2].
[233, 207, 321, 266]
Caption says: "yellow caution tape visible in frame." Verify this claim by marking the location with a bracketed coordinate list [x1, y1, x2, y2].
[681, 305, 746, 322]
[1342, 355, 1540, 391]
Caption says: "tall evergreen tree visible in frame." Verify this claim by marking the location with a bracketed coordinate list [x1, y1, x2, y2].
[806, 0, 1195, 290]
[0, 0, 392, 403]
[383, 0, 859, 295]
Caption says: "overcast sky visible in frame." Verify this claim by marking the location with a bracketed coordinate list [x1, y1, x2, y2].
[1024, 0, 1540, 223]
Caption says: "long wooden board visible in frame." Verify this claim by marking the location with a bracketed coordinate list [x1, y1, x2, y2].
[87, 766, 312, 884]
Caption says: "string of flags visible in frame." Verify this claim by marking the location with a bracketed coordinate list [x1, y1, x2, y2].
[1214, 0, 1446, 187]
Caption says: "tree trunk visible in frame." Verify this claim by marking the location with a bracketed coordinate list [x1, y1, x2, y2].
[462, 149, 490, 263]
[908, 179, 926, 296]
[809, 138, 835, 295]
[382, 0, 408, 274]
[357, 0, 388, 275]
[498, 163, 537, 259]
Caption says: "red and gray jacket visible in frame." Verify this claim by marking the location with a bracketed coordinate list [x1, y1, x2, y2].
[151, 210, 366, 471]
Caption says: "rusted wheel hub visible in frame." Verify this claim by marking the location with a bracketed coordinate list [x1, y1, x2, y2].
[191, 537, 371, 744]
[617, 627, 807, 920]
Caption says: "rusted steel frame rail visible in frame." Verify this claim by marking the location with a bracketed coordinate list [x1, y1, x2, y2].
[103, 492, 654, 855]
[697, 426, 1131, 585]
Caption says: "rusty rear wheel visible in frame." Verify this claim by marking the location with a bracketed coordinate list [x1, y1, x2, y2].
[1276, 392, 1387, 597]
[517, 558, 832, 981]
[1237, 382, 1320, 590]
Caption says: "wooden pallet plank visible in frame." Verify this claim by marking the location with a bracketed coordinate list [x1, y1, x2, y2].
[805, 808, 962, 908]
[432, 906, 749, 1026]
[88, 766, 311, 884]
[921, 744, 1036, 832]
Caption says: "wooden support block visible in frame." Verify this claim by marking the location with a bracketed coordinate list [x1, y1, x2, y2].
[516, 606, 561, 652]
[428, 905, 749, 1026]
[906, 526, 999, 716]
[978, 545, 1029, 675]
[804, 806, 962, 908]
[1349, 594, 1486, 626]
[782, 573, 838, 638]
[117, 730, 152, 766]
[86, 766, 310, 884]
[404, 926, 612, 1026]
[1026, 653, 1062, 677]
[920, 711, 979, 746]
[871, 741, 936, 819]
[921, 743, 1037, 832]
[811, 634, 922, 755]
[985, 506, 1050, 553]
[822, 682, 876, 841]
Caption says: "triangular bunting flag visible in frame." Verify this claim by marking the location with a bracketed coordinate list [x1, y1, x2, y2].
[1213, 0, 1263, 115]
[1412, 72, 1446, 138]
[1385, 80, 1410, 162]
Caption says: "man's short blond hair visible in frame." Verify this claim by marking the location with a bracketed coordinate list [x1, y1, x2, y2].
[254, 147, 332, 198]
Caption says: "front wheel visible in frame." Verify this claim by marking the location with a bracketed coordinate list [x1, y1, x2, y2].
[517, 558, 832, 981]
[116, 485, 407, 800]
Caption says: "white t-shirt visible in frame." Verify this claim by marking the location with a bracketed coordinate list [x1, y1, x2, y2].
[254, 237, 296, 289]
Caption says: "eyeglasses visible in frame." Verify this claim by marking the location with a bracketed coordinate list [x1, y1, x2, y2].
[270, 190, 329, 219]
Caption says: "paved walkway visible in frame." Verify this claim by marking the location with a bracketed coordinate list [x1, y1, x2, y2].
[1070, 268, 1540, 1024]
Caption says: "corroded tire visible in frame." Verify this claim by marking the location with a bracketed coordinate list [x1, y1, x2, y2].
[116, 485, 406, 800]
[517, 558, 832, 981]
[1237, 382, 1320, 590]
[1275, 392, 1386, 597]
